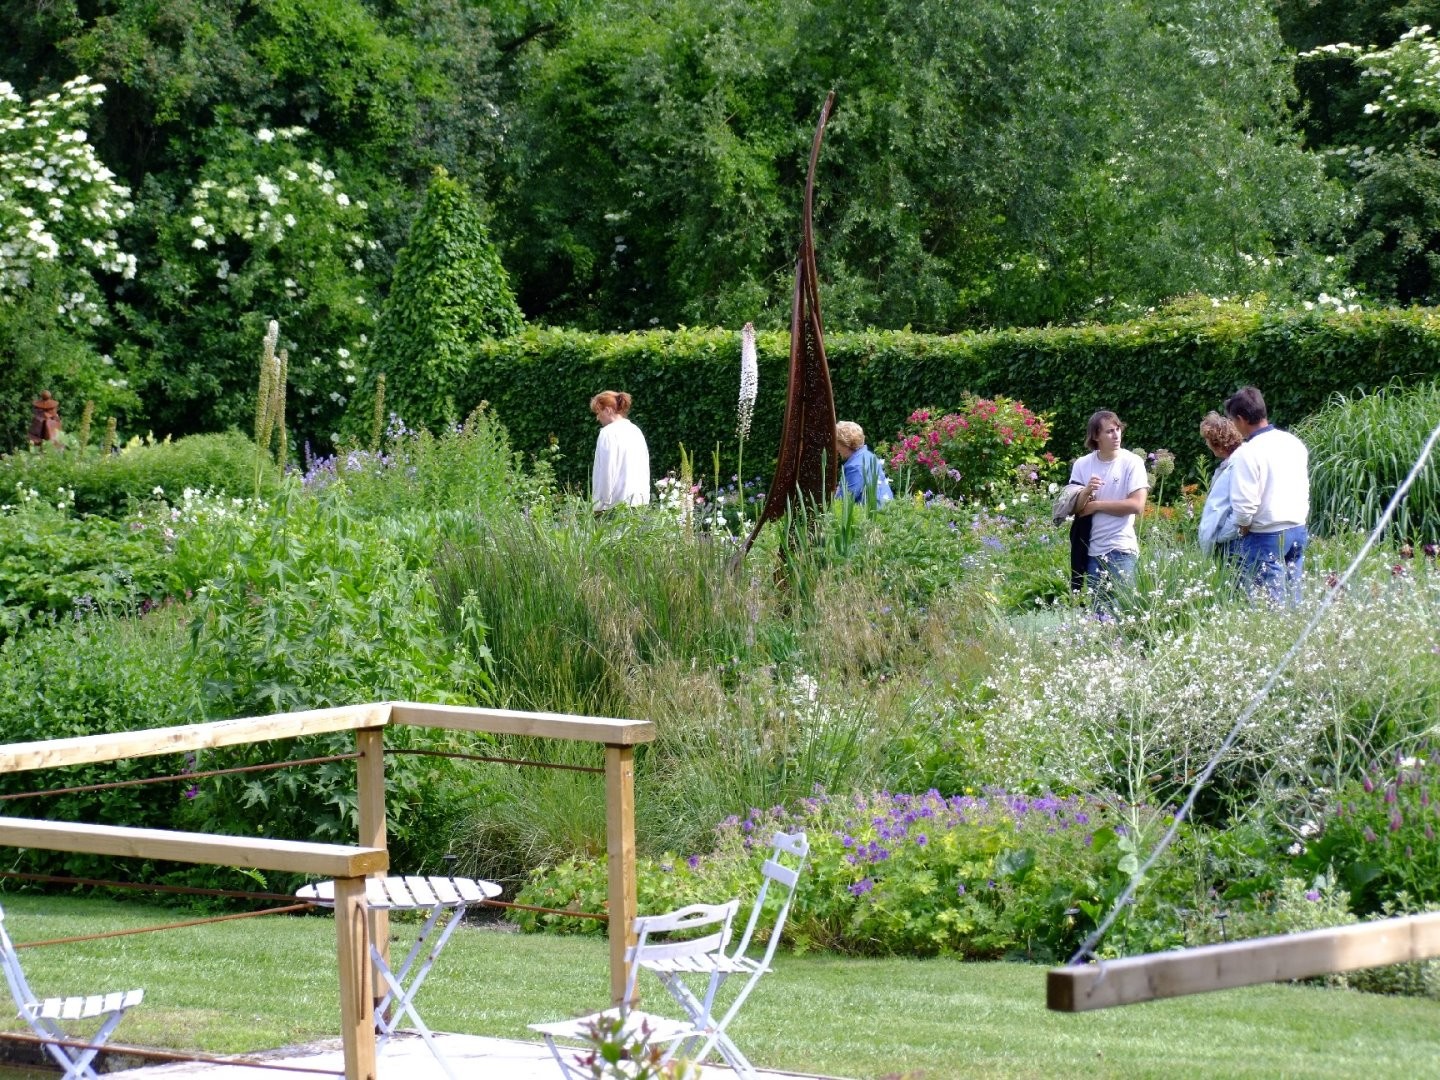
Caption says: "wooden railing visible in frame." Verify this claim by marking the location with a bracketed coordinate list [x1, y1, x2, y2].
[0, 701, 655, 1080]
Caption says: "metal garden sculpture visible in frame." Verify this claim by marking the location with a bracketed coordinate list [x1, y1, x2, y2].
[740, 92, 838, 556]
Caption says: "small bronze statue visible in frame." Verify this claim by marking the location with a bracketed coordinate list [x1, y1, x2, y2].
[29, 391, 63, 447]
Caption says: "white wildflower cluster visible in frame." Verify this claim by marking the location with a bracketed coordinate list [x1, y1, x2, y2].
[0, 75, 135, 295]
[654, 473, 699, 524]
[1302, 287, 1362, 314]
[1, 481, 43, 515]
[1, 482, 75, 516]
[966, 560, 1440, 823]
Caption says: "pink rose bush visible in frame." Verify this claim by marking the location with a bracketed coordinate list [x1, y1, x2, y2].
[884, 395, 1056, 504]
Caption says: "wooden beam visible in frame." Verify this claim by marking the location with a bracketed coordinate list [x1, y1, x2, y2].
[354, 727, 391, 998]
[388, 702, 655, 745]
[0, 703, 392, 773]
[334, 875, 377, 1080]
[1048, 911, 1440, 1012]
[604, 744, 638, 1005]
[0, 818, 388, 878]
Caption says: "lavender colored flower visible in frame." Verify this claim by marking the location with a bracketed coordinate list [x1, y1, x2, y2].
[1304, 889, 1320, 902]
[849, 878, 875, 897]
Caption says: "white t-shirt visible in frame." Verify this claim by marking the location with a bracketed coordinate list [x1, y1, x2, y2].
[1068, 449, 1148, 556]
[592, 416, 651, 510]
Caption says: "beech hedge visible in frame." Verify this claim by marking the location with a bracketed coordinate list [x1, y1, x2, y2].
[461, 305, 1440, 486]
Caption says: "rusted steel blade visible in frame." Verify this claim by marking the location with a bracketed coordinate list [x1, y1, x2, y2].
[742, 91, 838, 554]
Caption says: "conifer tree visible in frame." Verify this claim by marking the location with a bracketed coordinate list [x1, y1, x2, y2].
[364, 167, 522, 433]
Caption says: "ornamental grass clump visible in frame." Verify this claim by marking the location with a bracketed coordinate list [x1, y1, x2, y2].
[883, 396, 1055, 505]
[1296, 378, 1440, 543]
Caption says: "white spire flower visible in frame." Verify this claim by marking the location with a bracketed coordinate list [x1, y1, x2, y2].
[737, 322, 758, 441]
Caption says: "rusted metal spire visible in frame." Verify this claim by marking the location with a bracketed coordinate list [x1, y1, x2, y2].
[741, 91, 838, 555]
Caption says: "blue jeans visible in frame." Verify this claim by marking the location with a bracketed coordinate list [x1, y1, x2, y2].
[1236, 526, 1308, 605]
[1085, 550, 1137, 606]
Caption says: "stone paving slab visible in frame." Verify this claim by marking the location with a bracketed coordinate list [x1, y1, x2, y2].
[120, 1030, 842, 1080]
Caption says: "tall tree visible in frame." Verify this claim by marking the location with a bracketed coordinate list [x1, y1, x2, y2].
[494, 0, 1346, 332]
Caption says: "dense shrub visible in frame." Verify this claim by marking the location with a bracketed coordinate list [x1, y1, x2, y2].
[1303, 752, 1440, 916]
[0, 432, 279, 520]
[0, 608, 206, 882]
[303, 404, 552, 520]
[462, 305, 1440, 488]
[514, 790, 1196, 961]
[1296, 379, 1440, 542]
[0, 492, 172, 637]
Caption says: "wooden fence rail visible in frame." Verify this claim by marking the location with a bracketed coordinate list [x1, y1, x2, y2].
[0, 701, 655, 1080]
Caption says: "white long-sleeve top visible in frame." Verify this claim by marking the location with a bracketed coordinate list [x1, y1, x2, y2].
[591, 416, 651, 510]
[1197, 456, 1239, 554]
[1228, 425, 1309, 532]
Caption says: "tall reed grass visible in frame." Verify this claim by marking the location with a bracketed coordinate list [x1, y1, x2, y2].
[1297, 378, 1440, 542]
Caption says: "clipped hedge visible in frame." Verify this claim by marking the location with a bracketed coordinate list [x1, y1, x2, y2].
[459, 305, 1440, 486]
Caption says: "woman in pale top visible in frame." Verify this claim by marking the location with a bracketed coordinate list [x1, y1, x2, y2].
[1197, 411, 1242, 558]
[1068, 409, 1149, 593]
[590, 390, 650, 511]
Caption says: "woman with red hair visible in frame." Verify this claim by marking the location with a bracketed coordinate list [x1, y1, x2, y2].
[590, 390, 651, 510]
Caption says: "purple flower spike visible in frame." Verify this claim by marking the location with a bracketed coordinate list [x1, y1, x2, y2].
[1304, 889, 1320, 902]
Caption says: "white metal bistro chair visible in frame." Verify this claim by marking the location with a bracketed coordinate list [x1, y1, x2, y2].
[0, 903, 144, 1080]
[639, 830, 809, 1079]
[530, 898, 740, 1079]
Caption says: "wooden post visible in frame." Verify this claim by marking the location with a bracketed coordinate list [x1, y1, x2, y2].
[604, 744, 638, 1005]
[334, 875, 377, 1080]
[355, 727, 389, 1005]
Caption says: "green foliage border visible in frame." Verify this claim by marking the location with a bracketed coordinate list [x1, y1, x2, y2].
[462, 306, 1440, 485]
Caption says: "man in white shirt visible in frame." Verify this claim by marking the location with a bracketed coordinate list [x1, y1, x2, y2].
[1224, 386, 1309, 604]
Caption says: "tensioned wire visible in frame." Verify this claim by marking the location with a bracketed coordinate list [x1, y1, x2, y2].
[1068, 412, 1440, 968]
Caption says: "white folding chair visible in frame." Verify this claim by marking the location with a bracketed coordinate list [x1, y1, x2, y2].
[0, 903, 144, 1080]
[530, 898, 740, 1080]
[639, 831, 809, 1079]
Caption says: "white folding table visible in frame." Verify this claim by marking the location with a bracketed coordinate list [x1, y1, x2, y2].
[298, 874, 501, 1080]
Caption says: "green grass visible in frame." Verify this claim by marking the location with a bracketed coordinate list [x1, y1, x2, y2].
[5, 894, 1440, 1079]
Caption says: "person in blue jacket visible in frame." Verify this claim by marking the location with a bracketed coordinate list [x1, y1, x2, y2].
[835, 421, 894, 507]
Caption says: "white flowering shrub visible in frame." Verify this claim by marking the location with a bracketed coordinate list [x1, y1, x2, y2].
[0, 75, 135, 296]
[139, 125, 381, 445]
[1305, 27, 1440, 130]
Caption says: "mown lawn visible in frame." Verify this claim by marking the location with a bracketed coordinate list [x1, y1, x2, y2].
[4, 894, 1440, 1078]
